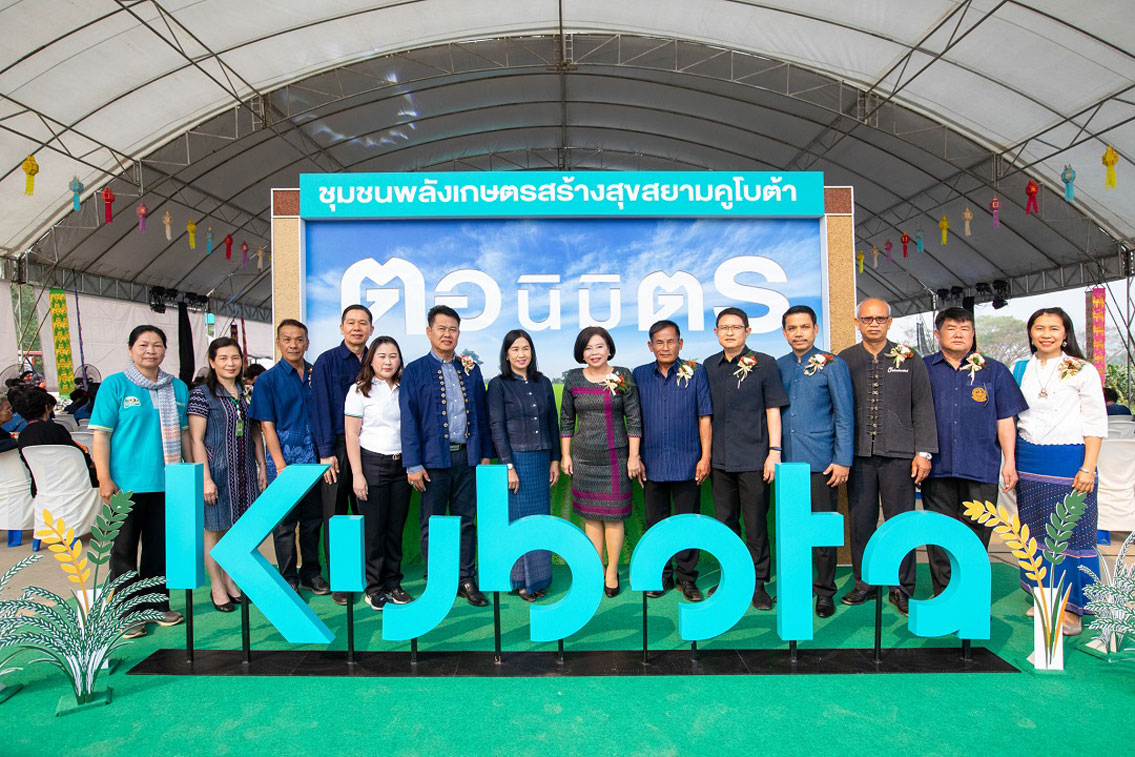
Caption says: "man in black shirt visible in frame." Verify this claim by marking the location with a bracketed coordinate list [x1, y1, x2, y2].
[704, 307, 789, 610]
[837, 298, 937, 615]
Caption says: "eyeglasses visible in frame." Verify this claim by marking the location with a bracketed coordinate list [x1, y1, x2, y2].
[716, 325, 747, 333]
[857, 316, 891, 325]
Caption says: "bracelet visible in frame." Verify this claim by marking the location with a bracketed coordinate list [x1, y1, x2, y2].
[1077, 467, 1094, 475]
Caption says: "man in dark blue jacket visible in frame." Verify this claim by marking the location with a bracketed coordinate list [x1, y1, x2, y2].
[400, 305, 492, 607]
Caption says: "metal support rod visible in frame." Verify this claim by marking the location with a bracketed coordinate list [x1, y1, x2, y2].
[691, 640, 699, 662]
[557, 639, 564, 665]
[493, 591, 502, 664]
[962, 639, 972, 662]
[184, 589, 194, 664]
[641, 592, 648, 664]
[789, 640, 798, 664]
[241, 592, 252, 668]
[873, 592, 883, 665]
[346, 593, 355, 665]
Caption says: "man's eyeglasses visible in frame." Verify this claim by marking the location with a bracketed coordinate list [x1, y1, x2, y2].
[716, 325, 747, 333]
[857, 316, 891, 325]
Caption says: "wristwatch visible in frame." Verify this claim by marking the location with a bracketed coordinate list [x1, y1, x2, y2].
[506, 463, 515, 470]
[917, 451, 932, 460]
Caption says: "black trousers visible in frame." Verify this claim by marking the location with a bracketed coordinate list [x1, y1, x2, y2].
[848, 455, 917, 596]
[643, 479, 701, 583]
[420, 448, 477, 581]
[809, 472, 839, 598]
[272, 485, 323, 583]
[359, 449, 412, 596]
[109, 490, 169, 612]
[321, 434, 359, 562]
[919, 476, 996, 597]
[710, 468, 771, 584]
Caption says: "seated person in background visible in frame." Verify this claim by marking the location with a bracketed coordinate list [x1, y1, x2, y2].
[1104, 386, 1132, 416]
[72, 382, 99, 422]
[0, 394, 17, 453]
[65, 387, 88, 414]
[2, 378, 27, 432]
[10, 386, 97, 493]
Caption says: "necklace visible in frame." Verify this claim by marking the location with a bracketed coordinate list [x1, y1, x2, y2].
[1034, 357, 1059, 399]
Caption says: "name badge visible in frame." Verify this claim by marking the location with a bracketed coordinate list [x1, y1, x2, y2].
[123, 396, 142, 409]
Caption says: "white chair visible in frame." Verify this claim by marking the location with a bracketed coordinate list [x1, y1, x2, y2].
[77, 418, 89, 428]
[70, 430, 94, 449]
[55, 415, 78, 432]
[20, 445, 100, 538]
[1098, 438, 1135, 532]
[1107, 416, 1135, 439]
[0, 449, 34, 544]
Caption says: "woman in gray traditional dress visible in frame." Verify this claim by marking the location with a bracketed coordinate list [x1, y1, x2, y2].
[560, 327, 642, 597]
[487, 330, 560, 601]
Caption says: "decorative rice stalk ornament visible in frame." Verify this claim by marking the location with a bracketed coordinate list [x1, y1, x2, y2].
[0, 493, 166, 709]
[964, 490, 1088, 671]
[1079, 530, 1135, 660]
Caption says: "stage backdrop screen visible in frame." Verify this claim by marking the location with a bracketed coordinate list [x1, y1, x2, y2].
[303, 216, 827, 371]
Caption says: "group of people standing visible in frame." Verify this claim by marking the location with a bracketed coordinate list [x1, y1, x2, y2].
[84, 296, 1107, 639]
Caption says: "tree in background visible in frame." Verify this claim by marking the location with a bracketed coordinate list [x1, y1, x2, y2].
[973, 315, 1031, 365]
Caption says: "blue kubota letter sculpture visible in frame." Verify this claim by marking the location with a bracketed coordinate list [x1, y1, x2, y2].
[862, 510, 991, 639]
[476, 465, 603, 642]
[209, 464, 334, 643]
[383, 515, 461, 640]
[165, 463, 205, 590]
[329, 515, 365, 594]
[629, 514, 756, 640]
[774, 461, 844, 641]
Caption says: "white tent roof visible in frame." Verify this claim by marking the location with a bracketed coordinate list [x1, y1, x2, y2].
[2, 0, 1133, 316]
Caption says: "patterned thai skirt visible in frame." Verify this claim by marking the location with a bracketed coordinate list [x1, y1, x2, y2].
[1016, 438, 1099, 616]
[571, 446, 633, 522]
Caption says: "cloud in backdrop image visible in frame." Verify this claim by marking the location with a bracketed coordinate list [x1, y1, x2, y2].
[302, 215, 827, 564]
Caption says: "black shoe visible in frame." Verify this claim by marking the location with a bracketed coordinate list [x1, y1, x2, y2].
[332, 591, 351, 606]
[301, 576, 331, 595]
[889, 589, 909, 617]
[533, 589, 547, 599]
[751, 584, 774, 611]
[840, 586, 878, 606]
[678, 580, 703, 602]
[816, 596, 836, 618]
[645, 576, 674, 599]
[212, 595, 235, 613]
[604, 574, 620, 598]
[386, 585, 412, 605]
[516, 589, 537, 603]
[365, 591, 388, 611]
[227, 589, 244, 604]
[286, 578, 300, 594]
[707, 584, 718, 597]
[458, 581, 488, 607]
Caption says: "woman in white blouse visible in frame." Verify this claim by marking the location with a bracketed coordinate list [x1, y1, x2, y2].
[345, 336, 413, 611]
[1014, 307, 1107, 635]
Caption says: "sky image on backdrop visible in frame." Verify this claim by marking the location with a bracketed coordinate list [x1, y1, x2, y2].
[305, 217, 825, 377]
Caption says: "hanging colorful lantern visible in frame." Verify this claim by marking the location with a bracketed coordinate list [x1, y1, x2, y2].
[883, 239, 893, 263]
[915, 227, 924, 253]
[1061, 164, 1076, 202]
[256, 245, 266, 271]
[101, 185, 115, 223]
[206, 227, 214, 255]
[224, 233, 234, 260]
[69, 176, 84, 212]
[136, 201, 148, 234]
[962, 206, 973, 237]
[870, 244, 879, 268]
[856, 251, 864, 273]
[1102, 145, 1119, 189]
[21, 155, 38, 196]
[162, 210, 173, 241]
[938, 216, 949, 246]
[900, 232, 910, 258]
[240, 241, 249, 266]
[1024, 179, 1040, 215]
[990, 195, 1001, 229]
[186, 219, 197, 250]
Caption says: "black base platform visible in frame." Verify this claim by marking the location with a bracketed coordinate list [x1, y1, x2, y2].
[129, 646, 1017, 677]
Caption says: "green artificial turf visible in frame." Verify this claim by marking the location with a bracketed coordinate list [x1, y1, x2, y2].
[1, 562, 1131, 756]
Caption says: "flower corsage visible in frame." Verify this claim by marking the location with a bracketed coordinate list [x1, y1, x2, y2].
[458, 354, 476, 375]
[676, 360, 697, 388]
[733, 354, 758, 388]
[886, 343, 915, 368]
[602, 372, 628, 395]
[961, 351, 985, 384]
[1058, 356, 1086, 381]
[804, 352, 834, 376]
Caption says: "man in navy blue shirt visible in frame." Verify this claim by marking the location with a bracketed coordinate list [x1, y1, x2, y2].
[777, 305, 854, 618]
[311, 304, 374, 605]
[632, 320, 712, 602]
[400, 305, 493, 607]
[923, 307, 1028, 596]
[249, 319, 326, 595]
